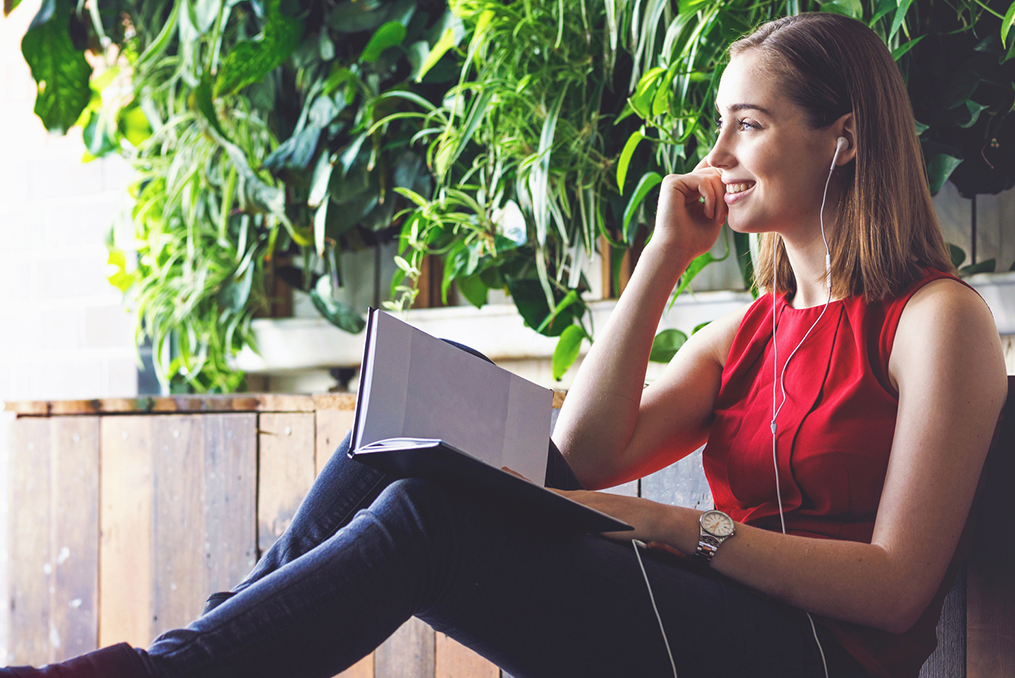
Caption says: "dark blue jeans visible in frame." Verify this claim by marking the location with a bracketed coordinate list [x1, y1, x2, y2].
[138, 432, 871, 678]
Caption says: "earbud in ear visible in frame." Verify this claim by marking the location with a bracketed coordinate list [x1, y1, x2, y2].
[835, 136, 848, 153]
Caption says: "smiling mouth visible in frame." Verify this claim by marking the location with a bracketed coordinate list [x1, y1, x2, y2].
[725, 182, 755, 194]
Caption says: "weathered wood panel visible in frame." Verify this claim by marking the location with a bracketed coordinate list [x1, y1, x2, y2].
[151, 416, 207, 635]
[374, 616, 435, 678]
[435, 633, 500, 678]
[640, 446, 712, 510]
[100, 414, 258, 648]
[967, 375, 1015, 678]
[99, 416, 154, 649]
[257, 413, 317, 555]
[316, 408, 356, 477]
[202, 415, 259, 596]
[49, 418, 100, 660]
[919, 566, 965, 678]
[9, 418, 52, 664]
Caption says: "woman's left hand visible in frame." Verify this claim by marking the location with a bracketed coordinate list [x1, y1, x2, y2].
[550, 489, 674, 542]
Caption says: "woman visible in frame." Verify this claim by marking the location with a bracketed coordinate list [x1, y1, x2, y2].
[5, 12, 1007, 678]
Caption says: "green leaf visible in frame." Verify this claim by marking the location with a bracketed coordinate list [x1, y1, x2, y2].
[5, 0, 23, 16]
[507, 278, 578, 338]
[959, 259, 995, 276]
[309, 276, 366, 333]
[308, 152, 334, 208]
[215, 0, 303, 97]
[692, 321, 710, 334]
[821, 0, 863, 20]
[649, 328, 687, 363]
[617, 130, 644, 194]
[416, 14, 464, 81]
[218, 265, 254, 312]
[456, 273, 489, 308]
[890, 34, 924, 61]
[361, 21, 407, 63]
[314, 201, 328, 257]
[552, 324, 587, 381]
[733, 231, 755, 293]
[328, 0, 386, 33]
[1002, 1, 1015, 49]
[20, 0, 92, 133]
[925, 151, 963, 195]
[948, 243, 966, 269]
[623, 172, 662, 244]
[889, 0, 914, 41]
[537, 289, 578, 333]
[958, 100, 989, 129]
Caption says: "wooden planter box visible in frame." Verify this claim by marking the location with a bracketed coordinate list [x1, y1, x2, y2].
[5, 382, 1014, 677]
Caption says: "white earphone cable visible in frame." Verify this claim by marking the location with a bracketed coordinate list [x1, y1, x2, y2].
[768, 141, 843, 678]
[632, 539, 678, 678]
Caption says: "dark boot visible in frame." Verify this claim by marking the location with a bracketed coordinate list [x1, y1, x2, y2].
[1, 643, 149, 678]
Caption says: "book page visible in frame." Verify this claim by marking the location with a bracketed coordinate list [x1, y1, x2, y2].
[355, 311, 552, 484]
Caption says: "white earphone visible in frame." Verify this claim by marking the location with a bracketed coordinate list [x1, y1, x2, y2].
[766, 134, 847, 678]
[633, 134, 849, 678]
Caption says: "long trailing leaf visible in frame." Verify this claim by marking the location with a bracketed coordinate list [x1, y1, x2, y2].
[617, 130, 644, 192]
[529, 85, 568, 247]
[622, 171, 662, 243]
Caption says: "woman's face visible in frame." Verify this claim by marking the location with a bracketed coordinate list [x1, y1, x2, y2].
[704, 51, 841, 241]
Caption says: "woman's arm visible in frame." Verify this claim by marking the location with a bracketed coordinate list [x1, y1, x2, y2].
[552, 166, 737, 490]
[564, 278, 1007, 633]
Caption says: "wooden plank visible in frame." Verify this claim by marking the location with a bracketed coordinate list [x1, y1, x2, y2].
[202, 414, 259, 595]
[312, 393, 358, 412]
[337, 654, 375, 678]
[99, 416, 154, 649]
[919, 566, 965, 678]
[5, 394, 317, 417]
[316, 409, 356, 477]
[640, 446, 713, 510]
[967, 375, 1015, 678]
[435, 632, 499, 678]
[49, 418, 100, 661]
[374, 617, 435, 678]
[150, 416, 209, 636]
[257, 412, 317, 554]
[8, 418, 52, 664]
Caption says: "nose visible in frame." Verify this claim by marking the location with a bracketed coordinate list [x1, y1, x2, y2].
[704, 128, 735, 170]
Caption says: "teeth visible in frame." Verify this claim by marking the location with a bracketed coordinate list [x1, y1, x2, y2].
[726, 182, 753, 194]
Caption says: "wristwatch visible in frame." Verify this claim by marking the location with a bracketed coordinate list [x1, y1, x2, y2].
[694, 510, 735, 566]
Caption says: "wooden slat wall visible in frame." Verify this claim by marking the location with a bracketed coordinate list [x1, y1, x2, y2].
[99, 417, 154, 648]
[99, 414, 257, 648]
[8, 417, 100, 665]
[640, 447, 713, 511]
[8, 382, 1013, 677]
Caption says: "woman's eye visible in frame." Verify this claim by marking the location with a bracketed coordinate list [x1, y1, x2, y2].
[714, 117, 723, 130]
[736, 118, 756, 131]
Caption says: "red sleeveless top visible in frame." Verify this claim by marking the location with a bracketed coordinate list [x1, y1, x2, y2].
[703, 269, 966, 678]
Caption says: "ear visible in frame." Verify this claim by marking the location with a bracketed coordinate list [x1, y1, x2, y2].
[832, 112, 857, 166]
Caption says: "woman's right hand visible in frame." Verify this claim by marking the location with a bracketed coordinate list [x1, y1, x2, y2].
[650, 161, 728, 263]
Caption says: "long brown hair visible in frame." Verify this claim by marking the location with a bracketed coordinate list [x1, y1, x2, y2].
[729, 13, 953, 301]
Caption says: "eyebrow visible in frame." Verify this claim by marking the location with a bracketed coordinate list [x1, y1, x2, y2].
[715, 103, 773, 116]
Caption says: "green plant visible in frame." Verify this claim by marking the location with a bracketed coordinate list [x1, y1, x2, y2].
[12, 0, 459, 391]
[619, 0, 1015, 285]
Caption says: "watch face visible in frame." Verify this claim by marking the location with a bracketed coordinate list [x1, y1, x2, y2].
[701, 510, 735, 538]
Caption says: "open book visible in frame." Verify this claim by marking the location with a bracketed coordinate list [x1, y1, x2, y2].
[349, 309, 631, 533]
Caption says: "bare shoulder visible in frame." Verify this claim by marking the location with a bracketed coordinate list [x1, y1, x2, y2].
[890, 277, 1006, 402]
[686, 300, 753, 369]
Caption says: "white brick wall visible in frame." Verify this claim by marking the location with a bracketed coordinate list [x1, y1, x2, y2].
[1, 0, 140, 660]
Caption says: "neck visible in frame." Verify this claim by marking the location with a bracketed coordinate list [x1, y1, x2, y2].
[779, 232, 834, 309]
